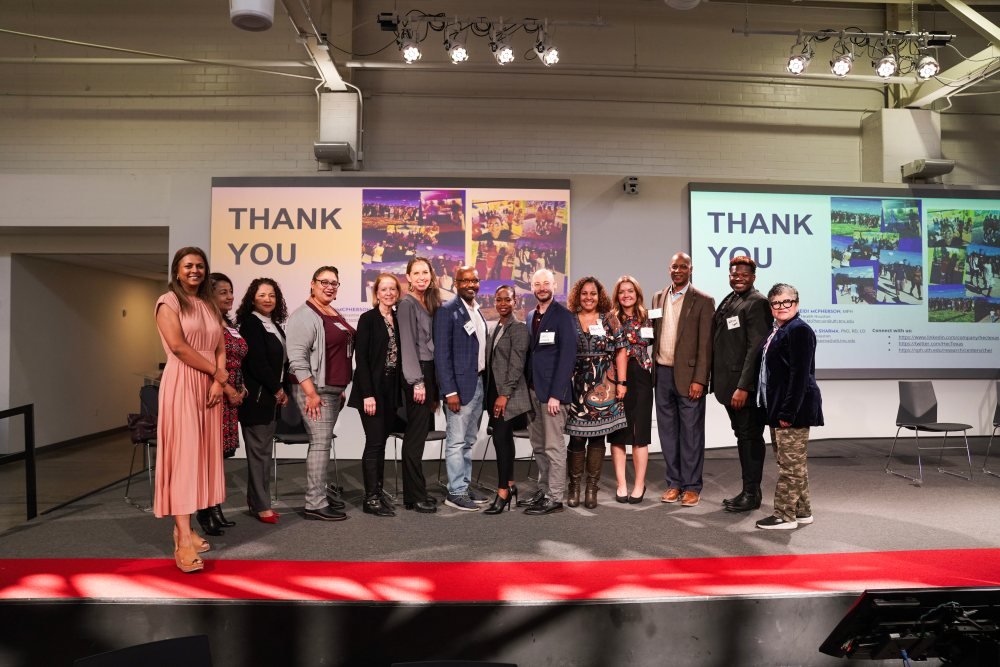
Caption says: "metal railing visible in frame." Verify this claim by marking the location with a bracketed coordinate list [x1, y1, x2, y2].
[0, 404, 37, 520]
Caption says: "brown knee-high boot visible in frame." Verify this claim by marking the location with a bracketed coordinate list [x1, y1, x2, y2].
[584, 446, 604, 509]
[566, 449, 585, 507]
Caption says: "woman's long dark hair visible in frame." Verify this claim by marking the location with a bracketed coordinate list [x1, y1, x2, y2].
[235, 277, 289, 326]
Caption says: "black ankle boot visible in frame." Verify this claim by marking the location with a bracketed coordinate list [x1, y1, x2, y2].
[196, 508, 225, 536]
[210, 504, 235, 527]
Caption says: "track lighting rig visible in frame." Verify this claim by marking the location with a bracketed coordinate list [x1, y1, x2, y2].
[379, 11, 560, 66]
[779, 29, 954, 80]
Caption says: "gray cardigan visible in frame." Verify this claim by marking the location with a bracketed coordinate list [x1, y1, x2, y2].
[285, 303, 329, 389]
[397, 293, 435, 386]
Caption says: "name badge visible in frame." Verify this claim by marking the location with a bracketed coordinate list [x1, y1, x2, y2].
[589, 323, 606, 337]
[648, 308, 663, 319]
[640, 326, 654, 339]
[226, 327, 242, 339]
[463, 320, 476, 335]
[726, 316, 741, 330]
[539, 331, 556, 345]
[334, 322, 349, 331]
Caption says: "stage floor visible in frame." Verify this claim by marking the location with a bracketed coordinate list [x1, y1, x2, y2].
[2, 437, 999, 602]
[2, 438, 999, 666]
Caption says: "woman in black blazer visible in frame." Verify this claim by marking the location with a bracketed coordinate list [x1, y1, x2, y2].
[236, 278, 289, 525]
[483, 284, 532, 515]
[348, 273, 404, 517]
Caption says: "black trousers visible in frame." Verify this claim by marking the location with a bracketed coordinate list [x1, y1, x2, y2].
[726, 403, 767, 489]
[359, 369, 399, 495]
[401, 360, 437, 504]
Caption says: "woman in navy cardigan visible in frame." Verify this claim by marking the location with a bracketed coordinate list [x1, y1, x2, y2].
[755, 283, 823, 531]
[348, 273, 404, 517]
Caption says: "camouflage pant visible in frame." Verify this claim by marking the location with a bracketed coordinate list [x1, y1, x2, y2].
[769, 426, 811, 522]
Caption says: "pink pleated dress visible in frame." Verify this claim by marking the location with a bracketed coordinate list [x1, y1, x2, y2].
[154, 291, 227, 518]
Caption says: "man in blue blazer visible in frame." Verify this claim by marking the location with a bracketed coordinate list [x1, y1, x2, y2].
[521, 268, 577, 515]
[434, 266, 490, 511]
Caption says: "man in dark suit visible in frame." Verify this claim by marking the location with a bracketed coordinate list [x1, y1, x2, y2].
[434, 266, 489, 511]
[711, 256, 772, 513]
[520, 268, 576, 515]
[651, 252, 715, 508]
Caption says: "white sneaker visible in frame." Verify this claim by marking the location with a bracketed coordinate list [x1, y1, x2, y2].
[795, 514, 814, 525]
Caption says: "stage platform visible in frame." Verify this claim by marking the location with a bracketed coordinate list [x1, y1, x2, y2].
[1, 437, 999, 666]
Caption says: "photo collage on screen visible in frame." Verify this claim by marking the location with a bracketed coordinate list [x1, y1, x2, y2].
[361, 189, 467, 303]
[361, 190, 570, 321]
[927, 208, 1000, 323]
[471, 199, 569, 321]
[830, 197, 922, 307]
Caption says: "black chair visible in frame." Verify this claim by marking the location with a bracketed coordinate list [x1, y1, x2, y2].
[74, 635, 212, 666]
[271, 398, 339, 501]
[125, 384, 158, 512]
[982, 380, 1000, 478]
[389, 415, 447, 497]
[885, 380, 974, 484]
[474, 425, 536, 490]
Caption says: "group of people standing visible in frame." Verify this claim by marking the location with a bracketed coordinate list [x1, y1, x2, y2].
[153, 245, 825, 573]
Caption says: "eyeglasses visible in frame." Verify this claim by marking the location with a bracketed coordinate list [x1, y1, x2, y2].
[315, 279, 340, 288]
[457, 278, 481, 284]
[769, 299, 798, 309]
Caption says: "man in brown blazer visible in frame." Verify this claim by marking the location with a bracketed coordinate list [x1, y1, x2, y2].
[651, 252, 715, 507]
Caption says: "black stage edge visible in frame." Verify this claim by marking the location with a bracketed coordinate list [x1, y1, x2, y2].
[0, 594, 935, 666]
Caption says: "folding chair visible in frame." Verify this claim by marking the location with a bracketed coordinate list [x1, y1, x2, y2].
[885, 380, 974, 484]
[125, 384, 158, 512]
[981, 380, 1000, 478]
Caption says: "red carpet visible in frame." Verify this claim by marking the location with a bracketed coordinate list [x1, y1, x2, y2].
[2, 548, 998, 603]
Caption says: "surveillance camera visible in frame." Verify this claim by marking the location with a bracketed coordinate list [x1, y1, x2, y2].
[624, 176, 639, 196]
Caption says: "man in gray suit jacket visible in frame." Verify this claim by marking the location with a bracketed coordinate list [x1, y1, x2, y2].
[651, 252, 715, 507]
[711, 256, 773, 513]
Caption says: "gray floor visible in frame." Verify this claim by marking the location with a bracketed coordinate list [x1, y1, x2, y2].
[2, 435, 999, 563]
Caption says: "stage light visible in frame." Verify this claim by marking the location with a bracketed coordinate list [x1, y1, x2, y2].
[875, 54, 897, 79]
[830, 52, 853, 78]
[541, 44, 559, 66]
[445, 31, 469, 64]
[399, 36, 421, 64]
[492, 40, 515, 66]
[786, 51, 810, 75]
[916, 54, 940, 80]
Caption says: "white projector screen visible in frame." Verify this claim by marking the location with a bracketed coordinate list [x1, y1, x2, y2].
[689, 183, 1000, 378]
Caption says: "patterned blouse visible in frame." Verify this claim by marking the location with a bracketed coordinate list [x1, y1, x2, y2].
[384, 315, 399, 372]
[619, 313, 653, 371]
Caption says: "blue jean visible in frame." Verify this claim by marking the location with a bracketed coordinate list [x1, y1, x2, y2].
[443, 376, 484, 496]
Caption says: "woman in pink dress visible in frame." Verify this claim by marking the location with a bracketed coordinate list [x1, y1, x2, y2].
[154, 247, 228, 573]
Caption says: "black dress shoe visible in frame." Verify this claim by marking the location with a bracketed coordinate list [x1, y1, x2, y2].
[724, 490, 762, 513]
[304, 506, 348, 521]
[615, 492, 629, 503]
[196, 508, 225, 536]
[524, 499, 564, 515]
[403, 499, 437, 513]
[515, 489, 545, 508]
[210, 504, 236, 527]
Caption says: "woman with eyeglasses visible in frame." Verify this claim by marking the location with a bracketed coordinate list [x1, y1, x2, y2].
[286, 266, 354, 521]
[396, 256, 442, 513]
[755, 283, 823, 530]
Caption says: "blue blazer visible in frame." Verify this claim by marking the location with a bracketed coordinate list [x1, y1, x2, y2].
[761, 315, 824, 428]
[526, 300, 577, 404]
[433, 295, 487, 405]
